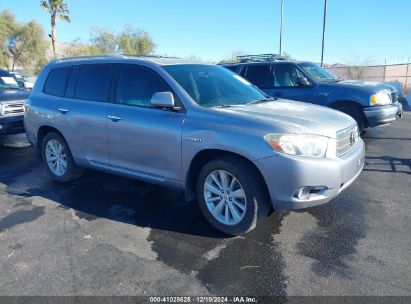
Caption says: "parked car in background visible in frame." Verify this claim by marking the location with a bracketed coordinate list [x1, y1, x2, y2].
[0, 69, 30, 135]
[25, 54, 364, 235]
[222, 54, 403, 131]
[10, 72, 34, 91]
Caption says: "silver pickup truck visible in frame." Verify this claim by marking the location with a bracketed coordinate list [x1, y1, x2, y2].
[24, 55, 365, 235]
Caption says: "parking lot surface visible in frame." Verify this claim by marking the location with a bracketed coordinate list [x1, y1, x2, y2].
[0, 114, 410, 297]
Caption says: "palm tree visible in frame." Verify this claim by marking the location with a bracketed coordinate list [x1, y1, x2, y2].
[40, 0, 70, 58]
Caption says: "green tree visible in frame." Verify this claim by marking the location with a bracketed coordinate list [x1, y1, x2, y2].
[90, 27, 118, 53]
[63, 38, 100, 57]
[89, 24, 156, 55]
[0, 10, 19, 69]
[118, 24, 155, 55]
[40, 0, 70, 58]
[8, 21, 48, 72]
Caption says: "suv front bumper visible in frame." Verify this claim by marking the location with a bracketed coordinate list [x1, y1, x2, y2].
[363, 102, 403, 127]
[253, 139, 365, 210]
[0, 115, 25, 135]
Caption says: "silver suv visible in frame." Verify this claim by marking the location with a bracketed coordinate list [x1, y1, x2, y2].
[24, 55, 365, 235]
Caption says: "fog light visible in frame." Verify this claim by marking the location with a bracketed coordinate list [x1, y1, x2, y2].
[297, 187, 311, 200]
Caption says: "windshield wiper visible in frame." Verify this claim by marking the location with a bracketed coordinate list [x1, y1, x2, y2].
[325, 78, 342, 83]
[246, 98, 276, 105]
[213, 104, 233, 108]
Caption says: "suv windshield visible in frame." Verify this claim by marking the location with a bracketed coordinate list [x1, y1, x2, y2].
[300, 62, 339, 83]
[163, 64, 268, 107]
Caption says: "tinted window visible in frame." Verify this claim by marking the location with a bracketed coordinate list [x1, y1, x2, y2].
[274, 64, 305, 87]
[115, 65, 169, 107]
[44, 67, 71, 96]
[244, 64, 272, 88]
[75, 65, 112, 102]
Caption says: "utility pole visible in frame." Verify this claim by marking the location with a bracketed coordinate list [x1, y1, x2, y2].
[320, 0, 328, 67]
[279, 0, 284, 55]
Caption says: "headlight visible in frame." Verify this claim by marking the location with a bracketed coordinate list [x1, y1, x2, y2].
[370, 91, 391, 106]
[264, 134, 329, 158]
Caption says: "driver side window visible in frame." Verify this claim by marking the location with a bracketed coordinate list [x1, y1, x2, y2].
[115, 65, 169, 107]
[273, 64, 305, 87]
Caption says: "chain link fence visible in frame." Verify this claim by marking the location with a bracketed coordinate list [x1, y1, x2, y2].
[325, 63, 411, 94]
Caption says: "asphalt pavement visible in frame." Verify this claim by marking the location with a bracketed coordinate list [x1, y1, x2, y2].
[0, 114, 410, 298]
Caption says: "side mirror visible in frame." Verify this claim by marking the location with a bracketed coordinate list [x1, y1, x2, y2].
[296, 77, 310, 87]
[151, 92, 176, 109]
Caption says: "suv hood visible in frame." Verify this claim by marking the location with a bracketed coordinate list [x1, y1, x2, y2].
[0, 88, 30, 102]
[321, 79, 397, 94]
[219, 99, 356, 138]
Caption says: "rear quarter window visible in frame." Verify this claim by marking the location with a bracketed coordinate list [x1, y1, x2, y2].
[43, 67, 71, 96]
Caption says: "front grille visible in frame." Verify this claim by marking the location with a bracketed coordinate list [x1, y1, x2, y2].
[336, 124, 359, 157]
[391, 91, 398, 103]
[1, 101, 25, 116]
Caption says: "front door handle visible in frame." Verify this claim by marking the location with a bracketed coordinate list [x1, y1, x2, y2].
[107, 114, 123, 122]
[58, 108, 70, 114]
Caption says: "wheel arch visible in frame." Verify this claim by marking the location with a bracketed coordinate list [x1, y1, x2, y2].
[37, 125, 66, 149]
[330, 99, 363, 110]
[185, 149, 271, 206]
[330, 100, 369, 129]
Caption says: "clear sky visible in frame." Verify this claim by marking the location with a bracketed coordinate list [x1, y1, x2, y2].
[1, 0, 410, 64]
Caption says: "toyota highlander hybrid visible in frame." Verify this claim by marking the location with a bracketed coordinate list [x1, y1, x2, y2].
[24, 55, 365, 235]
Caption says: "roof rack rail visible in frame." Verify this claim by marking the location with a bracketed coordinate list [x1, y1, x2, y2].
[236, 53, 287, 63]
[52, 54, 125, 63]
[122, 54, 182, 59]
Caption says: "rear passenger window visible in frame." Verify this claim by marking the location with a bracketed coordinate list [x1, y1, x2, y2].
[44, 67, 71, 96]
[75, 65, 112, 102]
[115, 65, 169, 108]
[244, 64, 272, 88]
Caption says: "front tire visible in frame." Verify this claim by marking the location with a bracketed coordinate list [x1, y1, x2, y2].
[196, 157, 270, 235]
[41, 132, 82, 182]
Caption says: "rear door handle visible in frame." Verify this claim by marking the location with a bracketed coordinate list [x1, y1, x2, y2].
[58, 108, 70, 114]
[107, 114, 123, 122]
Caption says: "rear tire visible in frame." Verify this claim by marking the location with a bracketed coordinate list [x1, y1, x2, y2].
[337, 106, 367, 132]
[41, 132, 82, 182]
[196, 157, 270, 235]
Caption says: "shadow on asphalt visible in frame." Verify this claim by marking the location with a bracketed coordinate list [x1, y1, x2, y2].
[0, 133, 379, 297]
[363, 156, 411, 174]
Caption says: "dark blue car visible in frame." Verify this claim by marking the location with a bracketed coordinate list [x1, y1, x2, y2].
[223, 54, 403, 131]
[0, 69, 30, 135]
